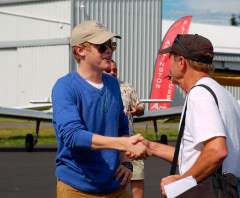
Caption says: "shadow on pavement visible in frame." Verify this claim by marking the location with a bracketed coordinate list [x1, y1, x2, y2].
[0, 146, 56, 152]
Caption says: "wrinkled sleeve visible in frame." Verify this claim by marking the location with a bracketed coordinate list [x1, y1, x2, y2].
[52, 80, 93, 149]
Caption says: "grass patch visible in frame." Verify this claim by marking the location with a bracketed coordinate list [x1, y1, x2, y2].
[0, 117, 33, 123]
[0, 126, 177, 147]
[0, 118, 179, 146]
[134, 127, 178, 141]
[163, 117, 180, 123]
[0, 127, 56, 147]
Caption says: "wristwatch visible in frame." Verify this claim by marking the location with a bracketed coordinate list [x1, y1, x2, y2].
[121, 161, 133, 172]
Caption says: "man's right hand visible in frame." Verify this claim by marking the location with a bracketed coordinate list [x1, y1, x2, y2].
[91, 133, 151, 159]
[123, 134, 151, 159]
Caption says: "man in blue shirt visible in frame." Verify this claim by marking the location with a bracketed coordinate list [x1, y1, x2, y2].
[52, 20, 147, 198]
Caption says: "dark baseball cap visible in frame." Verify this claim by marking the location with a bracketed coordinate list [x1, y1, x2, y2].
[159, 34, 214, 64]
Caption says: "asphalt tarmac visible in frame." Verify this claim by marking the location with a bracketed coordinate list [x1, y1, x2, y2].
[0, 146, 171, 198]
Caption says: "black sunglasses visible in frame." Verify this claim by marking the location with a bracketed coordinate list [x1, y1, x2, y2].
[94, 41, 117, 53]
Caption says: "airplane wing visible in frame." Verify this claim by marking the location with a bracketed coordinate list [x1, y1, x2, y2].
[12, 104, 52, 111]
[133, 106, 182, 123]
[140, 99, 172, 103]
[13, 98, 52, 111]
[0, 105, 183, 150]
[0, 106, 52, 121]
[0, 106, 52, 152]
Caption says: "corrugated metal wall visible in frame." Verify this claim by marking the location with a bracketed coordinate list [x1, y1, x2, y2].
[72, 0, 162, 99]
[1, 0, 240, 108]
[0, 0, 70, 41]
[0, 48, 18, 106]
[0, 0, 70, 107]
[0, 46, 69, 107]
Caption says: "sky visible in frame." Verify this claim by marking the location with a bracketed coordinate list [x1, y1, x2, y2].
[163, 0, 240, 26]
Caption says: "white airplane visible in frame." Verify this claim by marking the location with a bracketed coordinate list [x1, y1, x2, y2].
[0, 16, 190, 151]
[0, 106, 52, 151]
[13, 98, 52, 111]
[140, 99, 172, 103]
[0, 102, 182, 152]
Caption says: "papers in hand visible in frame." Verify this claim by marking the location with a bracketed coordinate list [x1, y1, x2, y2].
[164, 176, 197, 198]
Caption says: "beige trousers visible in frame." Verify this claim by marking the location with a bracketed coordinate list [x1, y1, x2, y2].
[56, 180, 130, 198]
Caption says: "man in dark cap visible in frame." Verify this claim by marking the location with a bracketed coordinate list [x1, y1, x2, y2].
[144, 34, 240, 196]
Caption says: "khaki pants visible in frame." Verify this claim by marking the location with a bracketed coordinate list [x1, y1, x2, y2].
[56, 180, 130, 198]
[131, 160, 144, 180]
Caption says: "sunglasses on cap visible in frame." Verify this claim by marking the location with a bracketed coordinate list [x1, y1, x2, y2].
[94, 40, 117, 53]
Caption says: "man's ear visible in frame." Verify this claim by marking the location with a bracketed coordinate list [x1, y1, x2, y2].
[73, 46, 85, 57]
[178, 56, 187, 73]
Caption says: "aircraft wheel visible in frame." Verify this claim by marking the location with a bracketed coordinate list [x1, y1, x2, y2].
[25, 134, 34, 152]
[160, 134, 168, 144]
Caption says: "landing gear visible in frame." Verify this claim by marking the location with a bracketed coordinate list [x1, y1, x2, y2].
[153, 119, 168, 144]
[25, 134, 34, 152]
[25, 120, 40, 152]
[153, 119, 159, 140]
[160, 134, 168, 144]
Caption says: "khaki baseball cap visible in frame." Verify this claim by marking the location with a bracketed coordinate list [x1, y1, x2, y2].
[70, 20, 121, 46]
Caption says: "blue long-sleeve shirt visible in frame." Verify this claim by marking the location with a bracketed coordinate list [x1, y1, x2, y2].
[52, 71, 129, 193]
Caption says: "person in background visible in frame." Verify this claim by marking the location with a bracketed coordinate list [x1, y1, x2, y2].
[52, 20, 147, 198]
[105, 60, 145, 198]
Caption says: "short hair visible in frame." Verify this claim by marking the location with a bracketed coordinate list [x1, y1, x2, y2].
[72, 42, 90, 64]
[173, 54, 215, 73]
[188, 59, 215, 73]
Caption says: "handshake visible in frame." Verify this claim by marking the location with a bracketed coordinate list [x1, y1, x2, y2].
[120, 134, 151, 160]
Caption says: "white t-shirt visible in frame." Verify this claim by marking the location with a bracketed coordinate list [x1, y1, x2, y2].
[86, 80, 104, 89]
[178, 77, 240, 177]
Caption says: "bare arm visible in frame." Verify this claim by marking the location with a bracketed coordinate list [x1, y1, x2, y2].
[91, 134, 147, 158]
[182, 136, 227, 182]
[91, 134, 127, 151]
[146, 140, 175, 162]
[160, 136, 228, 195]
[130, 105, 145, 116]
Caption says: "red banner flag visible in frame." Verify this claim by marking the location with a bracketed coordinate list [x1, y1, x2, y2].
[149, 16, 192, 111]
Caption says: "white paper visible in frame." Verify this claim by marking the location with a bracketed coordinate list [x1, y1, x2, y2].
[164, 176, 197, 198]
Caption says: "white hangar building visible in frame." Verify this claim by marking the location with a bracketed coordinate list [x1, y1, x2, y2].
[0, 0, 240, 108]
